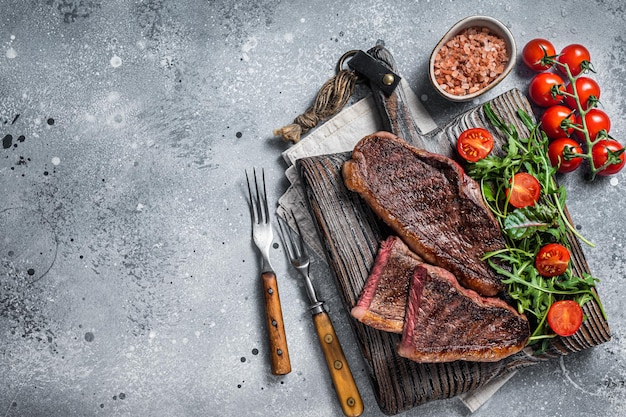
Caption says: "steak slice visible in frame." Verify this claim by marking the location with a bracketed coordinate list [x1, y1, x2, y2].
[342, 131, 506, 296]
[351, 236, 423, 333]
[397, 263, 530, 363]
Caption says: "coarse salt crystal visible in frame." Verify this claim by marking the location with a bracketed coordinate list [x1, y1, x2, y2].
[433, 26, 508, 96]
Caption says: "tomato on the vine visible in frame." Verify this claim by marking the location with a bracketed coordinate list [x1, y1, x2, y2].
[528, 72, 565, 107]
[565, 77, 601, 110]
[556, 44, 591, 77]
[540, 105, 575, 140]
[547, 300, 583, 337]
[456, 127, 494, 162]
[548, 138, 583, 173]
[535, 243, 570, 277]
[575, 108, 611, 142]
[591, 139, 626, 176]
[522, 38, 556, 71]
[506, 172, 541, 208]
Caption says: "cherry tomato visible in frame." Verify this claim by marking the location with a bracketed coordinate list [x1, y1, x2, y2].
[535, 243, 570, 277]
[506, 172, 541, 208]
[522, 38, 556, 71]
[575, 108, 611, 142]
[547, 300, 583, 337]
[564, 77, 601, 111]
[528, 72, 565, 107]
[548, 138, 583, 173]
[540, 105, 575, 140]
[591, 139, 626, 176]
[457, 128, 495, 162]
[556, 44, 591, 77]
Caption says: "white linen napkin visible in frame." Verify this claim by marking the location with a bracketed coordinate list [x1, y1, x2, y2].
[276, 78, 514, 413]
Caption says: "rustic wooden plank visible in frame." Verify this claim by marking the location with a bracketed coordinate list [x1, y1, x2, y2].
[297, 79, 610, 414]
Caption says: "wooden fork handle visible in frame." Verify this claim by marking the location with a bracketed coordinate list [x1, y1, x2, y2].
[262, 271, 291, 375]
[313, 311, 364, 416]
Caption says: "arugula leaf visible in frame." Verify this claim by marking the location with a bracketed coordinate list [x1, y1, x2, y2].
[503, 206, 557, 240]
[469, 102, 606, 349]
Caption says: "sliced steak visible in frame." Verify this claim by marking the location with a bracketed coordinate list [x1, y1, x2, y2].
[397, 263, 529, 363]
[342, 131, 506, 296]
[351, 236, 422, 333]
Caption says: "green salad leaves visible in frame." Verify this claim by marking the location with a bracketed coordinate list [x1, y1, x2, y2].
[466, 103, 605, 353]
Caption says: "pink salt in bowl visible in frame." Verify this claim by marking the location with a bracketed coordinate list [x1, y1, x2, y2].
[429, 15, 517, 102]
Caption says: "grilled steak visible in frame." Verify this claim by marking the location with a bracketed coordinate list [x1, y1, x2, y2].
[342, 131, 506, 296]
[351, 236, 422, 333]
[397, 262, 529, 363]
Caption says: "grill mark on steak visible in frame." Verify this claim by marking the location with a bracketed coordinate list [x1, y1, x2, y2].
[352, 236, 529, 363]
[343, 131, 506, 296]
[397, 264, 529, 363]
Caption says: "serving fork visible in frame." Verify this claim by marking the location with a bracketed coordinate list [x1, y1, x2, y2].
[278, 212, 363, 417]
[246, 168, 291, 375]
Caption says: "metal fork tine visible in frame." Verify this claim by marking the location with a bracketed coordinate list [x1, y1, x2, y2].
[289, 210, 305, 258]
[246, 167, 268, 226]
[252, 167, 261, 223]
[260, 168, 270, 225]
[245, 170, 256, 224]
[277, 217, 294, 260]
[278, 208, 363, 414]
[245, 167, 291, 375]
[253, 168, 262, 224]
[278, 212, 302, 264]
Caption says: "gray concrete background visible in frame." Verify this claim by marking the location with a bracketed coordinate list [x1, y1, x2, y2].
[1, 1, 625, 416]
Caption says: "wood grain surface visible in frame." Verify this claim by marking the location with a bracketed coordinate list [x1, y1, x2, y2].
[262, 271, 292, 375]
[312, 310, 364, 416]
[296, 87, 611, 415]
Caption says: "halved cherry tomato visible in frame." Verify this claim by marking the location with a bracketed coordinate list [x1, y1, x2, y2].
[528, 72, 565, 107]
[506, 172, 541, 208]
[564, 77, 600, 111]
[575, 108, 611, 142]
[591, 139, 626, 176]
[540, 105, 575, 140]
[456, 128, 495, 162]
[547, 300, 583, 337]
[556, 44, 591, 77]
[548, 138, 583, 173]
[535, 243, 570, 277]
[522, 38, 556, 72]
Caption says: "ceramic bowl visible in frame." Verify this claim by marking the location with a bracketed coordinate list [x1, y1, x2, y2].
[429, 15, 516, 102]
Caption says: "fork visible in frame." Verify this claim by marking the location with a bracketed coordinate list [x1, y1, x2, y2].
[246, 168, 291, 375]
[278, 212, 364, 417]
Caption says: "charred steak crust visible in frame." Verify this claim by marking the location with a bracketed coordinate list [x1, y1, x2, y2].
[342, 131, 506, 296]
[397, 263, 530, 363]
[351, 236, 423, 333]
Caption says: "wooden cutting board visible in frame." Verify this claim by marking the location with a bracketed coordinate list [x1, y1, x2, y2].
[296, 48, 610, 415]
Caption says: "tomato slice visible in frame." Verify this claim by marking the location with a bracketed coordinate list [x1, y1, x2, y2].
[547, 300, 583, 337]
[456, 128, 494, 162]
[535, 243, 570, 277]
[506, 172, 541, 208]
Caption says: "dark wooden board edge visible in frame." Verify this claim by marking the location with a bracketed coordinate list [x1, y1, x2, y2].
[296, 89, 611, 415]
